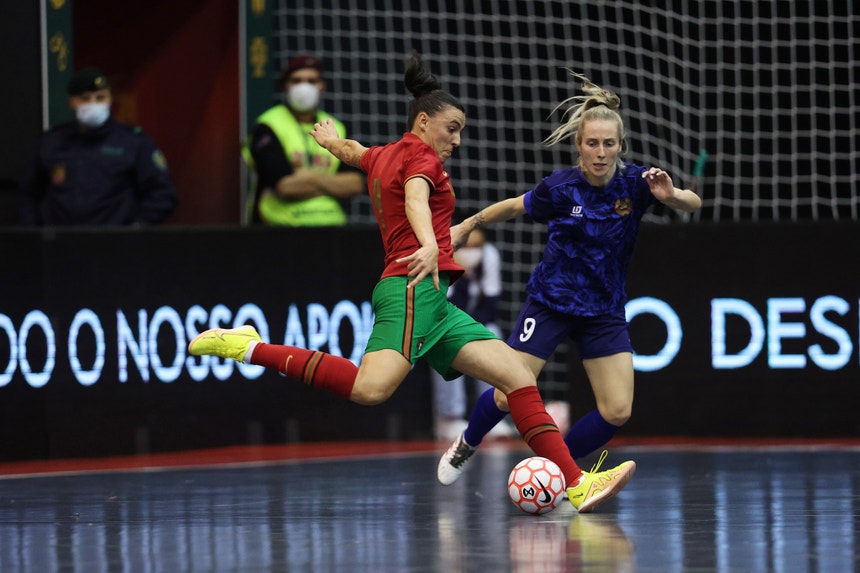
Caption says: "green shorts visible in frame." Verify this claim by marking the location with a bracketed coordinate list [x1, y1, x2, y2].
[365, 273, 499, 380]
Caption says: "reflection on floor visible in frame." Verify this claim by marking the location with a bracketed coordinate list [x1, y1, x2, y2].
[0, 439, 858, 572]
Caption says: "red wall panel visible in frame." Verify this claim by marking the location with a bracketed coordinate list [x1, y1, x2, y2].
[74, 0, 240, 225]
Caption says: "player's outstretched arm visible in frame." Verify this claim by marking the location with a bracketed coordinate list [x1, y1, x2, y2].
[642, 167, 702, 213]
[309, 119, 368, 169]
[450, 195, 527, 250]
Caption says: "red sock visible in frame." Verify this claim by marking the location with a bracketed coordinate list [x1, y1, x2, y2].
[507, 386, 582, 487]
[250, 343, 358, 400]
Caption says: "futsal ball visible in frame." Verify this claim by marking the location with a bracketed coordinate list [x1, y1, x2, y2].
[507, 456, 566, 515]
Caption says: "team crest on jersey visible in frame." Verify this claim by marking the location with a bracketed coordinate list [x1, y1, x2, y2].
[614, 198, 632, 216]
[50, 165, 66, 186]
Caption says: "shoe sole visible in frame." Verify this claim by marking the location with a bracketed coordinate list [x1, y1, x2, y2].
[188, 329, 215, 355]
[576, 461, 636, 514]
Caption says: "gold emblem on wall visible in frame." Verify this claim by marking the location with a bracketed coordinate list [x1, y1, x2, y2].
[49, 33, 69, 72]
[251, 0, 266, 16]
[249, 36, 268, 78]
[50, 0, 66, 8]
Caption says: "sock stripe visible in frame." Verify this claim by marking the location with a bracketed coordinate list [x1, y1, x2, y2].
[401, 285, 415, 361]
[302, 351, 324, 385]
[521, 424, 558, 444]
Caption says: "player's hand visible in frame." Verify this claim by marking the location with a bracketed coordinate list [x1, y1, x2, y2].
[396, 244, 440, 290]
[309, 119, 340, 148]
[449, 222, 472, 251]
[642, 167, 675, 202]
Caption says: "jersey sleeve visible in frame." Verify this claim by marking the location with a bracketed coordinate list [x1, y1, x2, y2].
[359, 145, 379, 173]
[629, 164, 660, 211]
[522, 177, 555, 223]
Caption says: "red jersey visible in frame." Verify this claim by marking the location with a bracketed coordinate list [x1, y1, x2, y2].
[360, 132, 463, 281]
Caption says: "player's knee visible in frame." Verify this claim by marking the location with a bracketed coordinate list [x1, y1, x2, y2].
[503, 358, 538, 392]
[600, 402, 632, 426]
[350, 383, 395, 405]
[493, 389, 510, 412]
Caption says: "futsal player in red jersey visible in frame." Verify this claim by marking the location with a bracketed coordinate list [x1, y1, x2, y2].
[189, 53, 635, 512]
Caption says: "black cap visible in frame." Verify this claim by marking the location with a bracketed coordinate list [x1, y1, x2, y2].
[278, 55, 323, 89]
[67, 67, 111, 95]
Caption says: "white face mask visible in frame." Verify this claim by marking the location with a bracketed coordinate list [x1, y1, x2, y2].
[287, 82, 321, 112]
[455, 247, 483, 273]
[76, 102, 111, 128]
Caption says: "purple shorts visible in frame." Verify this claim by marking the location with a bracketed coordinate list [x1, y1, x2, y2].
[506, 296, 632, 360]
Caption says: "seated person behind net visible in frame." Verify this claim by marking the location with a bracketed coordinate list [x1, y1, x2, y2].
[429, 222, 519, 441]
[243, 54, 364, 226]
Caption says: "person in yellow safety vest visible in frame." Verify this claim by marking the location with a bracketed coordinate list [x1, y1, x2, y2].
[243, 55, 364, 226]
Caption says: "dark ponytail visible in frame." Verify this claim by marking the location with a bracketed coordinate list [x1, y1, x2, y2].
[404, 51, 464, 130]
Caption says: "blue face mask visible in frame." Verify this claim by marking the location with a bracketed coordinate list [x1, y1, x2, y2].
[76, 102, 111, 128]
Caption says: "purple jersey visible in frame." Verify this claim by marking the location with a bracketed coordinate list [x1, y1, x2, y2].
[522, 163, 658, 316]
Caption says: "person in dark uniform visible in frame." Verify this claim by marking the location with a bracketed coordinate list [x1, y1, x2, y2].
[19, 67, 177, 226]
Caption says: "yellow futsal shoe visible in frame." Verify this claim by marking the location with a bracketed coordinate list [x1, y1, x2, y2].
[187, 325, 261, 362]
[567, 450, 636, 514]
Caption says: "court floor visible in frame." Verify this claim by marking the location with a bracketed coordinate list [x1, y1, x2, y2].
[0, 438, 858, 572]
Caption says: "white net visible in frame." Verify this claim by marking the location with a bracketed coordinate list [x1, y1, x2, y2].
[269, 0, 860, 395]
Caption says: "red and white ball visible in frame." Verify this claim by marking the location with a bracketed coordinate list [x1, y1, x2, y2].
[507, 456, 566, 515]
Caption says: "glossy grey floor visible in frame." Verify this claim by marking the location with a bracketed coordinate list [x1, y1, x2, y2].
[1, 447, 858, 572]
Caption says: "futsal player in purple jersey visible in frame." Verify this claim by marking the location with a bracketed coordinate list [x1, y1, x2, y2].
[438, 71, 702, 485]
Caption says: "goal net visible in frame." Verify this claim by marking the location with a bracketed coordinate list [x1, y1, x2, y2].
[268, 0, 860, 396]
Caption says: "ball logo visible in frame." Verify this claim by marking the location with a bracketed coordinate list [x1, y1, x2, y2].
[536, 479, 553, 503]
[508, 457, 566, 515]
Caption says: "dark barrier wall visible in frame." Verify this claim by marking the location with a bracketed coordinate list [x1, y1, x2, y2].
[1, 223, 858, 460]
[0, 226, 432, 461]
[600, 221, 860, 437]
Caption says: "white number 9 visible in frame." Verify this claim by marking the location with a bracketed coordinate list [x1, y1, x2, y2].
[519, 317, 536, 342]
